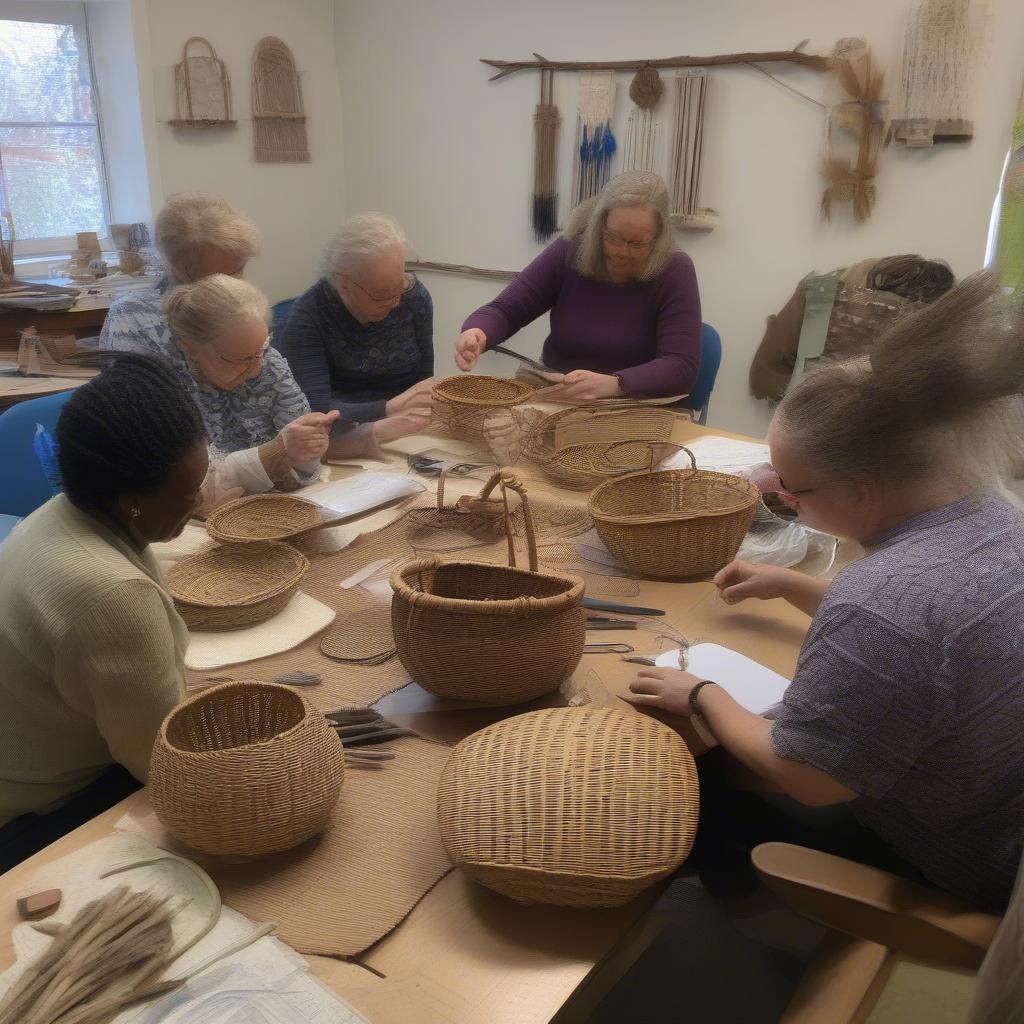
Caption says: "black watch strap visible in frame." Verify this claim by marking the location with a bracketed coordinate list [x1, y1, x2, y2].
[689, 679, 718, 715]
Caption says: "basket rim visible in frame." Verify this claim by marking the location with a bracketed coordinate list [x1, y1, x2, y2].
[390, 556, 584, 615]
[158, 680, 314, 757]
[432, 374, 534, 407]
[452, 858, 685, 883]
[207, 493, 323, 543]
[588, 468, 759, 524]
[165, 540, 309, 608]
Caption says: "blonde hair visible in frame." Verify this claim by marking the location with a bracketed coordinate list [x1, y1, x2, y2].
[321, 213, 408, 281]
[155, 193, 260, 283]
[565, 171, 674, 281]
[163, 274, 269, 348]
[775, 272, 1024, 499]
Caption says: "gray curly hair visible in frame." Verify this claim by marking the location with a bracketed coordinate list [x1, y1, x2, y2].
[155, 193, 260, 284]
[163, 274, 269, 348]
[320, 213, 408, 282]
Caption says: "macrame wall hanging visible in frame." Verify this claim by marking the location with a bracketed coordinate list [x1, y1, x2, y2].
[169, 37, 235, 128]
[571, 72, 617, 205]
[252, 37, 310, 162]
[893, 0, 980, 147]
[622, 64, 664, 173]
[532, 68, 560, 241]
[669, 72, 717, 232]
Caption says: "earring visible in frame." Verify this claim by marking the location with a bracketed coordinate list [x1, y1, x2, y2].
[130, 506, 141, 519]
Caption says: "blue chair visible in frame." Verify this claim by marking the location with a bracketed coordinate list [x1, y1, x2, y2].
[689, 323, 722, 425]
[0, 390, 74, 517]
[270, 298, 297, 355]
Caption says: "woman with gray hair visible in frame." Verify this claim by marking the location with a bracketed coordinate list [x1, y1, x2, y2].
[455, 171, 701, 403]
[100, 193, 260, 358]
[281, 213, 434, 424]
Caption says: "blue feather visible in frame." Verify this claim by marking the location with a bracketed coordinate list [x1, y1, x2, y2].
[33, 424, 63, 497]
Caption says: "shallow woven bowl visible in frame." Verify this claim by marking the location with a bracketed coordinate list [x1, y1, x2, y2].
[150, 681, 345, 857]
[588, 468, 759, 579]
[432, 375, 533, 440]
[165, 540, 309, 630]
[437, 706, 699, 907]
[207, 494, 325, 544]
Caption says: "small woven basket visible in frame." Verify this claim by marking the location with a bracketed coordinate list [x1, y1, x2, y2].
[437, 706, 700, 907]
[207, 494, 346, 544]
[166, 540, 308, 630]
[150, 681, 345, 857]
[432, 374, 533, 440]
[588, 448, 759, 579]
[391, 470, 585, 705]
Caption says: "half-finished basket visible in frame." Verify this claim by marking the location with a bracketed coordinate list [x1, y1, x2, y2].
[437, 706, 700, 907]
[431, 374, 533, 441]
[166, 540, 309, 630]
[207, 493, 348, 544]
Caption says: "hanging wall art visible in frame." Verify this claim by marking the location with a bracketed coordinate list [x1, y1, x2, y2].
[622, 64, 664, 173]
[532, 67, 561, 240]
[669, 72, 717, 231]
[571, 72, 617, 205]
[252, 37, 310, 162]
[170, 37, 235, 128]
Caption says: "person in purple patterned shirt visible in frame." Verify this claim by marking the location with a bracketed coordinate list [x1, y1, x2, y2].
[627, 273, 1024, 910]
[454, 171, 702, 404]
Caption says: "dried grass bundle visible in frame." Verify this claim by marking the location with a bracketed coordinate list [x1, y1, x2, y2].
[533, 69, 560, 241]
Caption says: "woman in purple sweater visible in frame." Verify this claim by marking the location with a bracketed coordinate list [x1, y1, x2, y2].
[455, 171, 702, 403]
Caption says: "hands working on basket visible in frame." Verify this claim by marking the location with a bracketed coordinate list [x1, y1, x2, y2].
[623, 667, 706, 717]
[281, 410, 341, 466]
[386, 377, 435, 417]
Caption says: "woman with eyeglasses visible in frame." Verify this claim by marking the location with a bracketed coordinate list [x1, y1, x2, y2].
[454, 171, 701, 404]
[281, 213, 434, 427]
[626, 274, 1024, 912]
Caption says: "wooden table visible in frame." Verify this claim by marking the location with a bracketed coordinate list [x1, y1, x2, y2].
[0, 418, 819, 1023]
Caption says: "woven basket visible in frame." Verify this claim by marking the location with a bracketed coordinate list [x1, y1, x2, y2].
[166, 540, 308, 630]
[150, 681, 345, 857]
[207, 494, 347, 544]
[432, 375, 533, 441]
[437, 706, 699, 907]
[588, 448, 759, 579]
[391, 470, 585, 705]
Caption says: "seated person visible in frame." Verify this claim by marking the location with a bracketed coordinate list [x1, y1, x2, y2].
[100, 192, 260, 356]
[281, 213, 434, 423]
[454, 171, 701, 404]
[627, 274, 1024, 912]
[0, 355, 206, 871]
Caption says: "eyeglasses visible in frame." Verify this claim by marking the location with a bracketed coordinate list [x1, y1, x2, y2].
[775, 472, 817, 499]
[345, 272, 417, 305]
[602, 228, 655, 253]
[217, 337, 271, 368]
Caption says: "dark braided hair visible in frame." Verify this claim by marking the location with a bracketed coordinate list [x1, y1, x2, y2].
[57, 353, 207, 512]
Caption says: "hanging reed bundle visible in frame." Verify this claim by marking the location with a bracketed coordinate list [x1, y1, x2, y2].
[532, 69, 561, 241]
[669, 72, 717, 231]
[622, 64, 663, 174]
[571, 72, 617, 204]
[252, 37, 310, 162]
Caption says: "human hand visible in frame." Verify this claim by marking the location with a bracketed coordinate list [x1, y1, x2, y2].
[624, 668, 706, 717]
[713, 559, 797, 605]
[281, 410, 340, 466]
[385, 377, 435, 417]
[535, 369, 622, 403]
[194, 469, 245, 520]
[371, 407, 432, 444]
[454, 329, 487, 372]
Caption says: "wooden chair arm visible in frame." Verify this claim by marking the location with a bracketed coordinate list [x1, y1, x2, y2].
[751, 842, 1001, 970]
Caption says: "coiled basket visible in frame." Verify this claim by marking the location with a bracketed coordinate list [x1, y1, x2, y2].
[431, 374, 533, 441]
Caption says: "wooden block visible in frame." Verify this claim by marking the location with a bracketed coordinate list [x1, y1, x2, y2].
[16, 888, 61, 920]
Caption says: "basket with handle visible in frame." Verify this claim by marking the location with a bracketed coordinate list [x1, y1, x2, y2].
[431, 374, 534, 441]
[437, 706, 700, 907]
[588, 447, 759, 579]
[207, 493, 353, 545]
[390, 469, 585, 705]
[166, 540, 308, 630]
[150, 681, 344, 857]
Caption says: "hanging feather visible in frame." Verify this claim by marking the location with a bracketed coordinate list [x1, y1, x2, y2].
[532, 69, 561, 241]
[572, 72, 617, 204]
[33, 424, 63, 497]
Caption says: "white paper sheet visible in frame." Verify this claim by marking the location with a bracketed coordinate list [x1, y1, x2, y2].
[306, 473, 425, 518]
[659, 436, 771, 475]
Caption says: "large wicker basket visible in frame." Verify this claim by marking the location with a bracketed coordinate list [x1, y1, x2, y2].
[437, 706, 699, 907]
[588, 448, 759, 579]
[207, 494, 347, 544]
[150, 681, 345, 857]
[166, 540, 309, 630]
[391, 470, 585, 705]
[432, 374, 533, 441]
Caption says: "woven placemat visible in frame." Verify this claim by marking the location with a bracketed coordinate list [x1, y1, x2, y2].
[320, 605, 395, 664]
[121, 735, 453, 957]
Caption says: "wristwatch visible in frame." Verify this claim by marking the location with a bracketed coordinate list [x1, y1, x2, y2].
[689, 679, 718, 715]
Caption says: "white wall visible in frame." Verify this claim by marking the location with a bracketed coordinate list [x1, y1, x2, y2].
[127, 0, 346, 302]
[335, 0, 1024, 436]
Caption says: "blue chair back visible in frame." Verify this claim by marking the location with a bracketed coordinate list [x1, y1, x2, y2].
[0, 390, 74, 517]
[690, 323, 722, 425]
[270, 298, 296, 355]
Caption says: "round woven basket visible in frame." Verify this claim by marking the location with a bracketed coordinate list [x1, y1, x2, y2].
[150, 681, 345, 857]
[207, 494, 341, 544]
[437, 706, 699, 907]
[391, 471, 585, 705]
[166, 541, 308, 630]
[432, 374, 533, 440]
[588, 449, 759, 579]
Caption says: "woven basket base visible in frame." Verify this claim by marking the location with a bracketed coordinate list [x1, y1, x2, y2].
[320, 606, 396, 664]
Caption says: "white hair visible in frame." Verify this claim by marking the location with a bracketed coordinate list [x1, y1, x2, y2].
[163, 274, 269, 348]
[320, 213, 408, 281]
[155, 193, 260, 284]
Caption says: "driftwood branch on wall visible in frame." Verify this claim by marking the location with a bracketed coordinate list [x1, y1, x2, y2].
[407, 260, 516, 281]
[481, 45, 833, 82]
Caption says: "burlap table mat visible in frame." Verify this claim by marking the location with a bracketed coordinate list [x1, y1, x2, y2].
[121, 735, 453, 958]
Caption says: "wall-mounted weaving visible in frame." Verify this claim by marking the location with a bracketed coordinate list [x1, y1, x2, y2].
[532, 69, 560, 241]
[669, 72, 717, 231]
[252, 37, 310, 162]
[622, 64, 664, 174]
[170, 37, 235, 127]
[571, 73, 617, 205]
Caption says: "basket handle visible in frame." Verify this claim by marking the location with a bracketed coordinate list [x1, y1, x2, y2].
[476, 469, 539, 572]
[183, 36, 218, 60]
[436, 469, 449, 509]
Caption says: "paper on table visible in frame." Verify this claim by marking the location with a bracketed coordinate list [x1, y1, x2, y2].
[655, 642, 790, 715]
[659, 436, 770, 475]
[306, 473, 425, 518]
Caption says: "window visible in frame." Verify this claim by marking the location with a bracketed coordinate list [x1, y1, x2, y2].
[0, 2, 109, 256]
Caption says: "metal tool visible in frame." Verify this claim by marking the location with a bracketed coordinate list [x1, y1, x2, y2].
[492, 344, 565, 383]
[583, 642, 635, 654]
[586, 616, 640, 631]
[326, 708, 416, 747]
[581, 597, 666, 616]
